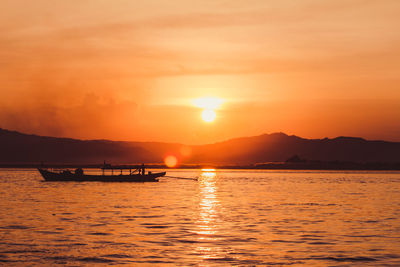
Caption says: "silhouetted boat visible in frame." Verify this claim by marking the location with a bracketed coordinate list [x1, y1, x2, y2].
[38, 165, 165, 182]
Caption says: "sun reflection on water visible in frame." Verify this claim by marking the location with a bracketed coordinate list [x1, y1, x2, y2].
[198, 170, 217, 234]
[194, 169, 226, 261]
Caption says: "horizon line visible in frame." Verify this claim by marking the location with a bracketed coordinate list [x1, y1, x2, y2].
[0, 127, 397, 146]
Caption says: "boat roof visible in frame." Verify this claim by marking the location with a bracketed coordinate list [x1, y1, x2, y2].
[101, 164, 145, 170]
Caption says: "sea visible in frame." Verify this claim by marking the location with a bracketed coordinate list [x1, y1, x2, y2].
[0, 168, 400, 266]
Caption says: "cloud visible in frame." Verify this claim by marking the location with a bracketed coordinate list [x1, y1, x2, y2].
[1, 0, 400, 80]
[0, 92, 139, 140]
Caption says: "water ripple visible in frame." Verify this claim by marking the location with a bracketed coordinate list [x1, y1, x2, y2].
[1, 169, 400, 266]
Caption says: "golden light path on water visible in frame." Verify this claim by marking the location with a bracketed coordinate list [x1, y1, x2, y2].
[197, 169, 218, 235]
[193, 169, 226, 261]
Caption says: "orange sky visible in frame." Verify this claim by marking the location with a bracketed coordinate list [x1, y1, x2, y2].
[1, 0, 399, 144]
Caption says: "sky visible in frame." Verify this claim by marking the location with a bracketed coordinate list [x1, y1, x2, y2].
[1, 0, 399, 144]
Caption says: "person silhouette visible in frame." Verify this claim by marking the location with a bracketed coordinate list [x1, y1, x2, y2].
[141, 164, 145, 175]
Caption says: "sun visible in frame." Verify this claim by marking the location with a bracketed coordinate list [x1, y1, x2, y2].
[202, 109, 216, 122]
[192, 97, 223, 123]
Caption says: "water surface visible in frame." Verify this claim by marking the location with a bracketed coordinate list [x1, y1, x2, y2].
[0, 169, 400, 266]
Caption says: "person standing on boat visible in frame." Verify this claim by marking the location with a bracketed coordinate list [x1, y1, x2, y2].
[141, 164, 145, 175]
[75, 168, 83, 175]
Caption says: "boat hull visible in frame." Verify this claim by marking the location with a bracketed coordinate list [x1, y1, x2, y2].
[38, 168, 165, 182]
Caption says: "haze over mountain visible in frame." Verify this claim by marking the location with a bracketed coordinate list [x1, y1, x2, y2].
[0, 128, 399, 165]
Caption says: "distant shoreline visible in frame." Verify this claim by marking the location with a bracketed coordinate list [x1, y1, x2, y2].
[2, 128, 400, 167]
[1, 162, 400, 171]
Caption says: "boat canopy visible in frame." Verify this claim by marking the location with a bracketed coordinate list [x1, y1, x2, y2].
[101, 164, 145, 170]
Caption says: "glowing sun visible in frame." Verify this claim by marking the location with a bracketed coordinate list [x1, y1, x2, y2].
[202, 109, 216, 122]
[192, 97, 223, 123]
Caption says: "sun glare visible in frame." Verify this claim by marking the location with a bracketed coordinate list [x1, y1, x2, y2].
[202, 109, 216, 123]
[164, 155, 178, 168]
[193, 97, 223, 123]
[192, 97, 223, 110]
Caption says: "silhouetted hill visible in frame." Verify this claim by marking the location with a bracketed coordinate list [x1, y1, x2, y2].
[0, 128, 154, 164]
[0, 128, 399, 165]
[190, 133, 400, 164]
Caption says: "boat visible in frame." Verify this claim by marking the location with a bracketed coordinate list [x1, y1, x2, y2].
[38, 164, 166, 182]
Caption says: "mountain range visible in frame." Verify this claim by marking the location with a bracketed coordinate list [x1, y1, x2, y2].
[0, 128, 399, 165]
